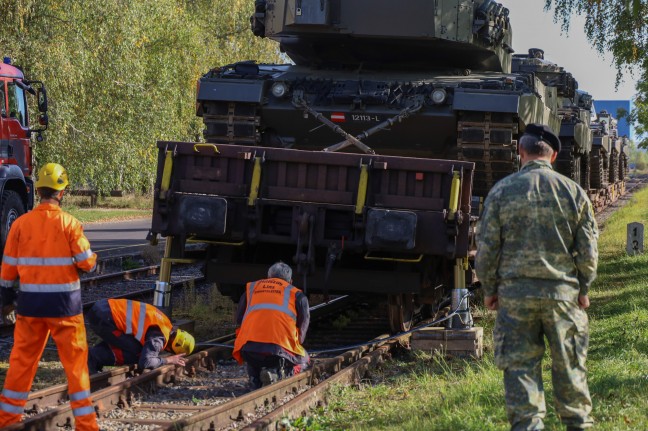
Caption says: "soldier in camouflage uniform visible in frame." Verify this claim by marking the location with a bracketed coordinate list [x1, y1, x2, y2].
[475, 123, 598, 431]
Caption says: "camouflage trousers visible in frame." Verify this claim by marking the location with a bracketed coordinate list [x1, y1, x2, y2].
[494, 297, 593, 431]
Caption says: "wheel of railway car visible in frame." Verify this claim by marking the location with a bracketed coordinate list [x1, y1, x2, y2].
[388, 293, 416, 333]
[0, 190, 25, 255]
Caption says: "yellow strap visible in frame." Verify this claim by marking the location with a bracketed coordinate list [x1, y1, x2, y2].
[159, 150, 173, 199]
[355, 164, 369, 215]
[248, 157, 262, 206]
[447, 171, 461, 220]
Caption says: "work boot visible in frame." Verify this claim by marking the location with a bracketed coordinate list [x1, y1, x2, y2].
[260, 367, 278, 387]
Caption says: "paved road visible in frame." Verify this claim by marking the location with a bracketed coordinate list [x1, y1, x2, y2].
[83, 218, 162, 257]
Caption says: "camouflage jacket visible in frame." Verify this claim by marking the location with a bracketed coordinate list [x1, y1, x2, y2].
[475, 160, 598, 300]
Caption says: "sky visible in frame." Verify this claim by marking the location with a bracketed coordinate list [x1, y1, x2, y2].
[506, 0, 638, 102]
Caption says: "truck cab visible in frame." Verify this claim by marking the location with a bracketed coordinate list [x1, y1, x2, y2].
[0, 56, 48, 252]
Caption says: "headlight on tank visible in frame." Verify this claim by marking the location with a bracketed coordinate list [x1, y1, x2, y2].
[271, 82, 288, 98]
[431, 88, 447, 105]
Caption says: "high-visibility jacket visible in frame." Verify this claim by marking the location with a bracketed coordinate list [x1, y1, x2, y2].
[108, 299, 173, 348]
[0, 203, 96, 317]
[233, 278, 306, 364]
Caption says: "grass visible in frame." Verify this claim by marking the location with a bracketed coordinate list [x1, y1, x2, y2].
[288, 186, 648, 431]
[62, 193, 153, 223]
[172, 281, 238, 341]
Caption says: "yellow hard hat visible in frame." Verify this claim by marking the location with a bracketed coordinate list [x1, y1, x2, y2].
[171, 329, 195, 355]
[35, 163, 69, 191]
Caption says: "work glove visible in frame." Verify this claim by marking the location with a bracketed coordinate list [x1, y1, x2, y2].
[2, 303, 15, 324]
[0, 285, 18, 325]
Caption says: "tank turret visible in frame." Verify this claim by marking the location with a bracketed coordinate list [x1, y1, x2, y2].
[251, 0, 514, 71]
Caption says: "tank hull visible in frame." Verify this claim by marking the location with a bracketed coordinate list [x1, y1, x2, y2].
[198, 64, 560, 196]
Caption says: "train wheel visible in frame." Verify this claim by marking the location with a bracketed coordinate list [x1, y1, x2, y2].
[388, 293, 415, 333]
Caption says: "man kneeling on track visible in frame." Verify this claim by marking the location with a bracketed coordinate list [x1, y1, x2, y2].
[86, 298, 195, 373]
[233, 262, 310, 389]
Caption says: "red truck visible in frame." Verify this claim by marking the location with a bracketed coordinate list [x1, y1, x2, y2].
[0, 56, 48, 252]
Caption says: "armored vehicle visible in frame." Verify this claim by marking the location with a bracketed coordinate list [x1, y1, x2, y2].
[196, 0, 575, 197]
[587, 109, 628, 208]
[150, 0, 610, 331]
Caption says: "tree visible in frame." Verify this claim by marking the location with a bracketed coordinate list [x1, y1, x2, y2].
[0, 0, 282, 193]
[544, 0, 648, 148]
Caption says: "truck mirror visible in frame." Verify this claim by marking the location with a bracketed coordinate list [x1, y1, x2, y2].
[38, 113, 48, 127]
[37, 86, 48, 113]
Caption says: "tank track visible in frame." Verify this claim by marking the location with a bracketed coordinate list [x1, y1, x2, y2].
[608, 150, 619, 184]
[457, 112, 517, 197]
[202, 101, 260, 144]
[580, 153, 591, 190]
[555, 142, 581, 185]
[589, 147, 609, 190]
[620, 153, 629, 180]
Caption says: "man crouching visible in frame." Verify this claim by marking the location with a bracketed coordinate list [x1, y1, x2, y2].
[233, 262, 310, 389]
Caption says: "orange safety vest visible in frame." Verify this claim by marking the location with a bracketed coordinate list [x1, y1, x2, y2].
[0, 203, 96, 317]
[108, 299, 173, 348]
[232, 278, 306, 364]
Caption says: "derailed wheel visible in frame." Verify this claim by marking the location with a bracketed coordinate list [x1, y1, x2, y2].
[388, 293, 415, 333]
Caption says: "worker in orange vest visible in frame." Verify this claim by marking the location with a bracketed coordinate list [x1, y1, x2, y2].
[0, 163, 99, 430]
[233, 262, 310, 389]
[86, 298, 195, 373]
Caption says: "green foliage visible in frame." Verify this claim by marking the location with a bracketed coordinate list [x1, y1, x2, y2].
[173, 282, 238, 341]
[622, 139, 648, 169]
[121, 257, 140, 271]
[544, 0, 648, 148]
[0, 0, 281, 193]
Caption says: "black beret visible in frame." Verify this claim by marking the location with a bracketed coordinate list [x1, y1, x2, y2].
[522, 123, 561, 153]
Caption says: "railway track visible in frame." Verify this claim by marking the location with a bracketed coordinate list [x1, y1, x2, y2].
[595, 174, 648, 227]
[0, 260, 204, 337]
[2, 298, 405, 431]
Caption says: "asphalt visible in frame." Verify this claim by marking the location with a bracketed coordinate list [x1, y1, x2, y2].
[83, 218, 163, 258]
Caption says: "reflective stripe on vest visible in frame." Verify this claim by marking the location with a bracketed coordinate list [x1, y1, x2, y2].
[2, 254, 93, 266]
[124, 300, 147, 342]
[69, 389, 91, 402]
[244, 282, 297, 321]
[0, 402, 23, 415]
[0, 279, 14, 288]
[74, 249, 94, 263]
[20, 280, 81, 293]
[13, 257, 75, 266]
[73, 406, 96, 417]
[2, 388, 28, 400]
[2, 255, 18, 265]
[0, 388, 28, 414]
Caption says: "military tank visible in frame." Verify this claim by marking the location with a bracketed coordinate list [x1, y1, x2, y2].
[151, 0, 599, 332]
[196, 0, 581, 197]
[586, 109, 629, 208]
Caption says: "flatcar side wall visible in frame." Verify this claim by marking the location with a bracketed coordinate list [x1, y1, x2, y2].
[151, 141, 475, 259]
